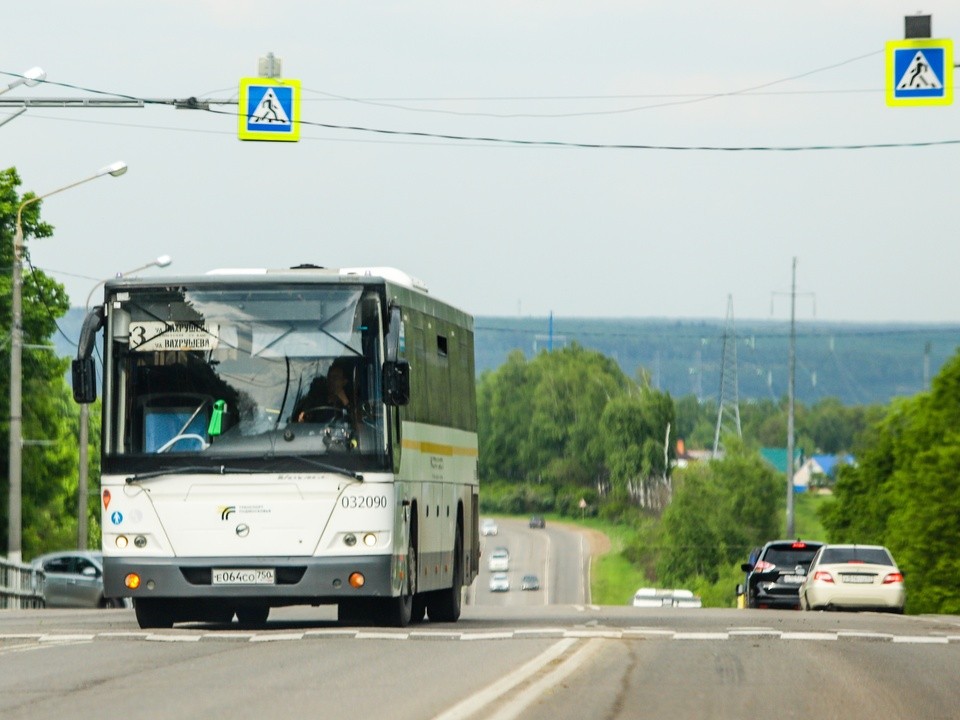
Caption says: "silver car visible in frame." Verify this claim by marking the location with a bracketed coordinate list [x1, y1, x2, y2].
[31, 551, 128, 608]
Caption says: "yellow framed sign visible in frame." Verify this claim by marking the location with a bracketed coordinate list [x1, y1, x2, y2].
[886, 39, 953, 107]
[238, 77, 302, 141]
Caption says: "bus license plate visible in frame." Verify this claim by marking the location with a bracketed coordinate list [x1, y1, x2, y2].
[212, 568, 276, 585]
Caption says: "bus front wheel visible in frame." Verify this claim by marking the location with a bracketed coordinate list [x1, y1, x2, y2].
[134, 598, 175, 629]
[236, 604, 270, 626]
[379, 533, 417, 628]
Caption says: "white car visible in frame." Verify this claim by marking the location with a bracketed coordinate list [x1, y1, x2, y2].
[489, 572, 510, 592]
[481, 519, 499, 536]
[799, 544, 905, 613]
[632, 587, 702, 608]
[487, 548, 510, 572]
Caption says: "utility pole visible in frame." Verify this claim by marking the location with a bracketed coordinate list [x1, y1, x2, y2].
[713, 295, 742, 457]
[786, 258, 797, 539]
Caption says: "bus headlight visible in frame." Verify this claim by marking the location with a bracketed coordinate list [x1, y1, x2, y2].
[343, 533, 357, 547]
[362, 533, 377, 547]
[134, 535, 148, 548]
[115, 535, 129, 549]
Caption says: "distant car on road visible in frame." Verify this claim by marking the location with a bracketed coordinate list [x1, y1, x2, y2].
[528, 516, 546, 529]
[632, 587, 702, 608]
[489, 572, 510, 592]
[741, 539, 824, 609]
[488, 547, 510, 572]
[30, 550, 128, 609]
[481, 519, 499, 536]
[799, 544, 905, 613]
[520, 574, 540, 591]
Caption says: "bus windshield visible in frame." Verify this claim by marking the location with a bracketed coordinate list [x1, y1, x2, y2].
[102, 283, 388, 470]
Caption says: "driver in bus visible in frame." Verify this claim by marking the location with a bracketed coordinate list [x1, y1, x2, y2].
[293, 360, 355, 423]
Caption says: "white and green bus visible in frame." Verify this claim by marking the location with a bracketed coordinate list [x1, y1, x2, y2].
[73, 266, 479, 629]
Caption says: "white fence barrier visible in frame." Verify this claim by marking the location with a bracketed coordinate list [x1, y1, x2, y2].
[0, 556, 45, 609]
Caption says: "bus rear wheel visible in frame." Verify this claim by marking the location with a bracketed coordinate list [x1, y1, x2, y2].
[427, 524, 463, 623]
[412, 595, 427, 624]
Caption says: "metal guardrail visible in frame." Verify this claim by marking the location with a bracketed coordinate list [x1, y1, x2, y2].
[0, 556, 45, 609]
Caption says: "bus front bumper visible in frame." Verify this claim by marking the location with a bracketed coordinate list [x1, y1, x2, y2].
[103, 554, 395, 601]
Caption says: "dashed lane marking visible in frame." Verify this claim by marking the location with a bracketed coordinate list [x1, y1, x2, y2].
[6, 628, 960, 644]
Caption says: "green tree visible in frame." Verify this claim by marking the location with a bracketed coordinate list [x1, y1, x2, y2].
[600, 384, 675, 509]
[0, 167, 80, 559]
[658, 442, 780, 583]
[478, 343, 631, 487]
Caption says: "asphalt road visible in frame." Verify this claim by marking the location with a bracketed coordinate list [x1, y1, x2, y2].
[2, 522, 958, 720]
[473, 516, 588, 606]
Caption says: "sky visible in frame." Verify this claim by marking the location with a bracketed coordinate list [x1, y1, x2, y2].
[3, 1, 960, 323]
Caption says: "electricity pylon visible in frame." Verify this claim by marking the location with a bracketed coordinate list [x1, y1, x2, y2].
[713, 295, 742, 457]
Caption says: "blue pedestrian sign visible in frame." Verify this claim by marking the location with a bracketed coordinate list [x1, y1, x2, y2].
[886, 39, 953, 106]
[238, 77, 302, 141]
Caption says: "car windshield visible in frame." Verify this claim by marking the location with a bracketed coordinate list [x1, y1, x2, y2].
[761, 546, 820, 568]
[820, 547, 894, 565]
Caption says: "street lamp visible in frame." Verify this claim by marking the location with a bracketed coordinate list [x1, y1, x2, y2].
[0, 66, 46, 96]
[0, 67, 46, 128]
[7, 161, 127, 565]
[77, 254, 171, 549]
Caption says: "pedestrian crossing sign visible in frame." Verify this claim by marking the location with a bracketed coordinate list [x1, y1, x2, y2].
[238, 77, 302, 141]
[886, 39, 953, 106]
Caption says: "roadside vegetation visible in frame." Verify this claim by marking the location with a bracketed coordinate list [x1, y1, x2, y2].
[1, 167, 957, 614]
[478, 342, 960, 614]
[0, 169, 99, 559]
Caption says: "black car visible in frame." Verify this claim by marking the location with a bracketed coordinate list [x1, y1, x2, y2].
[741, 540, 824, 609]
[529, 516, 546, 529]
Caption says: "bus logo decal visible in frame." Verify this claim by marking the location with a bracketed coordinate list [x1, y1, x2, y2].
[220, 506, 236, 521]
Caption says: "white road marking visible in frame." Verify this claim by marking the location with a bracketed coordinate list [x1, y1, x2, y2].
[429, 638, 579, 720]
[486, 639, 605, 720]
[6, 626, 958, 645]
[891, 635, 949, 644]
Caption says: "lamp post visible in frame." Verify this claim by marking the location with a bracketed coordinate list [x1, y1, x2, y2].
[7, 161, 127, 564]
[0, 67, 46, 96]
[0, 67, 46, 128]
[77, 254, 171, 549]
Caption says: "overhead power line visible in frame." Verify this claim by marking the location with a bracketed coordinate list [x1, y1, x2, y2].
[3, 51, 960, 152]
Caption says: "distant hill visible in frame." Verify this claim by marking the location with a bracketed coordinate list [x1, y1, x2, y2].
[473, 316, 960, 406]
[56, 309, 960, 406]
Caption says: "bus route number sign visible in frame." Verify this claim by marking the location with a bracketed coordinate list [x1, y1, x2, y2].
[129, 321, 221, 352]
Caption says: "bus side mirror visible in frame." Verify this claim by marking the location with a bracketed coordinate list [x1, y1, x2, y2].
[72, 305, 104, 404]
[72, 358, 97, 403]
[383, 360, 410, 406]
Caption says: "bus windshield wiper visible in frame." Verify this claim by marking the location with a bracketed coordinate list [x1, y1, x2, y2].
[125, 462, 362, 483]
[125, 466, 263, 484]
[291, 456, 364, 481]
